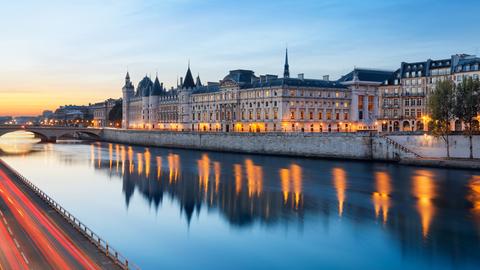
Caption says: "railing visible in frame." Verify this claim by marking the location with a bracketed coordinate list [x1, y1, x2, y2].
[0, 159, 140, 270]
[381, 135, 422, 158]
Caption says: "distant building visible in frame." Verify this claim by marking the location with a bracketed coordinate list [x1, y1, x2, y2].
[88, 98, 120, 127]
[52, 105, 91, 126]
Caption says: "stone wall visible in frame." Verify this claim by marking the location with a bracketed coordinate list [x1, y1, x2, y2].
[101, 129, 416, 161]
[387, 134, 480, 159]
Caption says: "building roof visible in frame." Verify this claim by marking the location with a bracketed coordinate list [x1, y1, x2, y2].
[251, 77, 346, 89]
[338, 68, 394, 83]
[136, 76, 153, 97]
[151, 76, 163, 96]
[182, 66, 196, 89]
[191, 84, 221, 94]
[222, 70, 258, 86]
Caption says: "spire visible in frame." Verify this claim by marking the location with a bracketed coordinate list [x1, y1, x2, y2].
[283, 47, 290, 78]
[125, 71, 130, 80]
[196, 73, 202, 87]
[182, 62, 196, 89]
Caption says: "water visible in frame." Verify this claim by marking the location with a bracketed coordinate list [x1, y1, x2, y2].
[0, 131, 479, 270]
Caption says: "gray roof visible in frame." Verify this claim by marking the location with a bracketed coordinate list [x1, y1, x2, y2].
[136, 76, 153, 97]
[151, 76, 163, 96]
[338, 68, 394, 83]
[251, 77, 346, 89]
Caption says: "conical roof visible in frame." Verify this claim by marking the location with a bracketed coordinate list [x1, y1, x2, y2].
[182, 65, 196, 89]
[151, 76, 163, 96]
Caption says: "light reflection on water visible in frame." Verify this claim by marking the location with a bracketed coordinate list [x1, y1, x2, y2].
[1, 131, 480, 270]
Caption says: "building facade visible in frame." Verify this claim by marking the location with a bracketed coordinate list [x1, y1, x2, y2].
[122, 51, 392, 132]
[379, 54, 480, 132]
[122, 52, 479, 133]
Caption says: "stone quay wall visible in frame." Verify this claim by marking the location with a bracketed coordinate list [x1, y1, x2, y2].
[100, 129, 417, 161]
[387, 134, 480, 159]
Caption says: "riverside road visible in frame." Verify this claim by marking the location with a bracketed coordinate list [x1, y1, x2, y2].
[0, 161, 121, 270]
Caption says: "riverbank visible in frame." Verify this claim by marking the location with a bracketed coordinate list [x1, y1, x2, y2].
[400, 158, 480, 170]
[100, 128, 418, 161]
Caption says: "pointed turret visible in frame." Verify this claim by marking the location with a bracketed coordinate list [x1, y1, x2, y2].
[182, 63, 196, 89]
[283, 48, 290, 78]
[195, 73, 202, 87]
[151, 75, 163, 96]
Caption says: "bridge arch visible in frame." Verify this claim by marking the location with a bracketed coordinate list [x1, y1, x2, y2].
[0, 126, 102, 143]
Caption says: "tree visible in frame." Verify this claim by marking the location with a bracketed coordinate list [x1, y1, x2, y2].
[454, 77, 480, 159]
[108, 101, 122, 127]
[428, 79, 455, 158]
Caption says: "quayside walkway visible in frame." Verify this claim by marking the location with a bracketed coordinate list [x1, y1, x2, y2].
[0, 159, 138, 270]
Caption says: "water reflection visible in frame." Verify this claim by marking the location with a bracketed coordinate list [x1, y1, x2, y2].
[332, 168, 347, 217]
[3, 138, 480, 269]
[0, 131, 41, 155]
[373, 171, 391, 224]
[412, 170, 436, 238]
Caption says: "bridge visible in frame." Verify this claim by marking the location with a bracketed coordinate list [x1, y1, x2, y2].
[0, 125, 102, 142]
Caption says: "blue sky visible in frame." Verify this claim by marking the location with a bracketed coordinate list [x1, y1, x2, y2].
[1, 0, 480, 115]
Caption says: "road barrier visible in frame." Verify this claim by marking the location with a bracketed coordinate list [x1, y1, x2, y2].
[0, 159, 140, 270]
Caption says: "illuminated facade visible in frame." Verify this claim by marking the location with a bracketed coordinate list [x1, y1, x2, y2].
[122, 50, 395, 132]
[379, 54, 480, 132]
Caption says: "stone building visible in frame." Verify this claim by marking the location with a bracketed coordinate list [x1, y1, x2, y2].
[128, 52, 480, 134]
[378, 54, 480, 132]
[89, 98, 119, 127]
[122, 50, 396, 132]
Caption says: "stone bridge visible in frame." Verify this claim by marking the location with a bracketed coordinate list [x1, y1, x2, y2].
[0, 125, 102, 142]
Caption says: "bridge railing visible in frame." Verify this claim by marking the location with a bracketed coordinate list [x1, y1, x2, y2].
[0, 159, 140, 270]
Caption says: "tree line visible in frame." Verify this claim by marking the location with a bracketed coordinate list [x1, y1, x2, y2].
[429, 77, 480, 159]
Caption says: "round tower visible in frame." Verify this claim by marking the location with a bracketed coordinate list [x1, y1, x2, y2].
[122, 72, 135, 129]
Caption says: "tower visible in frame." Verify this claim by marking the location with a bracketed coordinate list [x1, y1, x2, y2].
[178, 63, 195, 130]
[283, 48, 290, 78]
[122, 72, 135, 129]
[149, 74, 162, 127]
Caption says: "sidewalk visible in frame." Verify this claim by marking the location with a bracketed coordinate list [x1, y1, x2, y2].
[399, 158, 480, 170]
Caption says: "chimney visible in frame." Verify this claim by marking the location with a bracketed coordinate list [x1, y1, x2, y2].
[298, 73, 304, 80]
[180, 77, 183, 87]
[323, 75, 330, 81]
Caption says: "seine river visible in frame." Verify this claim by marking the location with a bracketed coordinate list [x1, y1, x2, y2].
[0, 131, 479, 270]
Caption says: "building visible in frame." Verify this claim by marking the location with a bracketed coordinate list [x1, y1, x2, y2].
[378, 54, 480, 132]
[122, 51, 479, 133]
[89, 98, 120, 127]
[122, 50, 393, 132]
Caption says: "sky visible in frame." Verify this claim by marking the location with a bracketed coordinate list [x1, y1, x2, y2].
[1, 0, 480, 116]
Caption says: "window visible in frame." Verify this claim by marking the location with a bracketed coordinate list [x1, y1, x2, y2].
[309, 111, 313, 120]
[336, 112, 340, 120]
[290, 111, 295, 120]
[405, 109, 410, 117]
[319, 112, 323, 120]
[274, 111, 278, 120]
[300, 111, 304, 120]
[416, 109, 422, 118]
[327, 111, 332, 120]
[405, 99, 410, 106]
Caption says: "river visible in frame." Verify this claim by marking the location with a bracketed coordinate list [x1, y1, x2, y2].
[0, 131, 479, 270]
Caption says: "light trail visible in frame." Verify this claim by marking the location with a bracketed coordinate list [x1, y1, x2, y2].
[0, 169, 101, 269]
